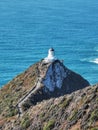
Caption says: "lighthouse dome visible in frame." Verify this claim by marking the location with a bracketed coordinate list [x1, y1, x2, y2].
[49, 48, 54, 51]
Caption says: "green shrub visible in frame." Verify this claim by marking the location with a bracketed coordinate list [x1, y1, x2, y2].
[59, 96, 73, 109]
[40, 112, 45, 119]
[90, 110, 98, 123]
[6, 106, 18, 117]
[68, 109, 78, 121]
[8, 109, 18, 117]
[21, 115, 30, 129]
[43, 119, 55, 130]
[61, 100, 68, 108]
[59, 98, 70, 108]
[91, 128, 98, 130]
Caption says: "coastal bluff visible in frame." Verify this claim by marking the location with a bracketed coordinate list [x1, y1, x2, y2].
[0, 48, 94, 130]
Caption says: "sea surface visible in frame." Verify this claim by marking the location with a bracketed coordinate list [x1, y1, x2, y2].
[0, 0, 98, 87]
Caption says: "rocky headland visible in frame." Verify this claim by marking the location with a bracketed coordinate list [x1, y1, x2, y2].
[0, 49, 98, 130]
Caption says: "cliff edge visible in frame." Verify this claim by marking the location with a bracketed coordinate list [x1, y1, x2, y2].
[0, 48, 92, 130]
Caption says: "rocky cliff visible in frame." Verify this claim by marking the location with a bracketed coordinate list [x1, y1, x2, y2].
[0, 84, 98, 130]
[0, 59, 94, 130]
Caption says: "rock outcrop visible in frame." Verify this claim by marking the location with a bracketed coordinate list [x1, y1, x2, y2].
[0, 59, 90, 117]
[0, 57, 92, 130]
[15, 59, 89, 115]
[41, 60, 89, 94]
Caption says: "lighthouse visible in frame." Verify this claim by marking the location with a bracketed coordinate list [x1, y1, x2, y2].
[44, 48, 57, 63]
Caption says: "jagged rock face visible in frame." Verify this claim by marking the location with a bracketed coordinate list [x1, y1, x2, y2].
[0, 59, 95, 130]
[0, 59, 90, 120]
[43, 61, 68, 92]
[13, 60, 89, 114]
[26, 60, 90, 107]
[40, 60, 90, 94]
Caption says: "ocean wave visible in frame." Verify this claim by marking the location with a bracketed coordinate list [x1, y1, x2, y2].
[81, 58, 98, 64]
[90, 58, 98, 64]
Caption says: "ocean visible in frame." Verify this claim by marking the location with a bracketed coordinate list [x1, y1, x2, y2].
[0, 0, 98, 87]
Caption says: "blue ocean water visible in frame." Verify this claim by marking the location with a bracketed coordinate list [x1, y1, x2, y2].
[0, 0, 98, 87]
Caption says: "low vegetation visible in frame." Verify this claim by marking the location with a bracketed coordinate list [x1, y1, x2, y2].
[43, 119, 55, 130]
[20, 114, 30, 129]
[0, 63, 38, 118]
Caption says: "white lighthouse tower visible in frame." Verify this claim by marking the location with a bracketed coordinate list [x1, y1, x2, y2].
[44, 48, 57, 63]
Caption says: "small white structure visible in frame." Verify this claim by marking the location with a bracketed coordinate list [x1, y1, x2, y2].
[44, 48, 57, 63]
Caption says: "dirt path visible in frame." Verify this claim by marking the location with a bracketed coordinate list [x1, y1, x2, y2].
[16, 77, 42, 116]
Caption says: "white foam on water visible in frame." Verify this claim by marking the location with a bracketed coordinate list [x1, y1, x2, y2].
[81, 58, 98, 64]
[90, 58, 98, 64]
